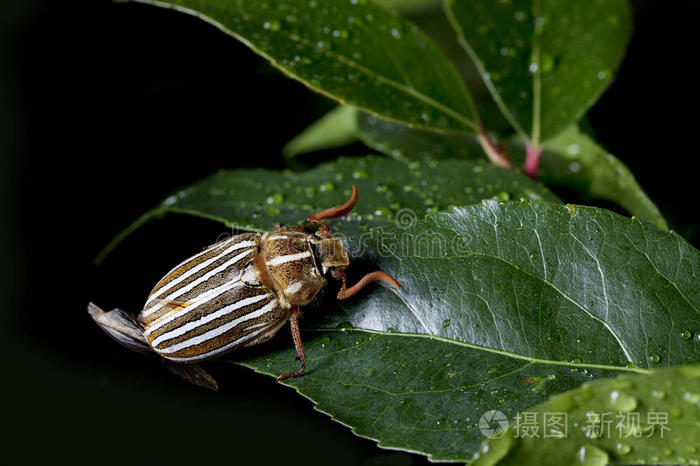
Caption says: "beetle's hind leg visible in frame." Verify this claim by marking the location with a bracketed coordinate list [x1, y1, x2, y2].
[88, 302, 152, 354]
[276, 307, 306, 382]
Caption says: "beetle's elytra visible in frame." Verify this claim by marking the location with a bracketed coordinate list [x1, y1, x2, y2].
[88, 186, 401, 390]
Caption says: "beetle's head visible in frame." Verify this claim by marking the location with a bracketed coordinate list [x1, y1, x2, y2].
[312, 237, 349, 275]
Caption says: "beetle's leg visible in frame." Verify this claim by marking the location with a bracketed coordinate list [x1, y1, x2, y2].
[88, 302, 152, 354]
[276, 307, 306, 382]
[306, 185, 359, 237]
[337, 271, 401, 300]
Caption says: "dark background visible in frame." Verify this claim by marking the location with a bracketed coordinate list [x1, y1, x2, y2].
[1, 1, 697, 464]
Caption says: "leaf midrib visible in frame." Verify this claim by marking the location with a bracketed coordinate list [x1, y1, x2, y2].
[308, 327, 649, 374]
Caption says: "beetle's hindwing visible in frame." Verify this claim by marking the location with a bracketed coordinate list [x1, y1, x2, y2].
[263, 232, 327, 306]
[138, 233, 287, 362]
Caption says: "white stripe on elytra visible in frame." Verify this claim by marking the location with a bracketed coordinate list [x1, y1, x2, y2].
[152, 293, 270, 347]
[146, 240, 255, 306]
[284, 281, 303, 295]
[143, 248, 253, 318]
[157, 299, 279, 354]
[267, 235, 290, 241]
[266, 251, 311, 267]
[163, 326, 268, 362]
[144, 280, 244, 336]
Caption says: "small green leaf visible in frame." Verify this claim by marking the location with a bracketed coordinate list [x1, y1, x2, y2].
[445, 0, 631, 144]
[283, 106, 358, 158]
[96, 156, 557, 262]
[474, 365, 700, 466]
[131, 0, 478, 133]
[513, 125, 668, 230]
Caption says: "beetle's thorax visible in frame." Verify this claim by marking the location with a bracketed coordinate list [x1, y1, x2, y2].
[256, 232, 328, 308]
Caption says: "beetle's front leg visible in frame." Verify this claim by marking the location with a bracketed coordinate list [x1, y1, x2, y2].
[276, 307, 306, 382]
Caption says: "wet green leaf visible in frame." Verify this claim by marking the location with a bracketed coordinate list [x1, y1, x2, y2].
[238, 202, 699, 461]
[516, 125, 667, 230]
[357, 111, 482, 163]
[97, 156, 557, 262]
[475, 365, 700, 466]
[283, 106, 357, 158]
[238, 330, 622, 462]
[445, 0, 631, 143]
[344, 113, 666, 228]
[130, 0, 477, 133]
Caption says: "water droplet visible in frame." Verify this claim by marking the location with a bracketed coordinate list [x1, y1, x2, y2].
[263, 19, 281, 31]
[390, 28, 401, 39]
[567, 143, 581, 155]
[387, 327, 395, 333]
[319, 336, 331, 347]
[319, 182, 335, 192]
[266, 192, 284, 204]
[648, 353, 661, 364]
[608, 390, 637, 412]
[528, 62, 539, 74]
[336, 321, 353, 332]
[578, 445, 608, 466]
[442, 319, 451, 328]
[683, 392, 700, 404]
[353, 169, 368, 179]
[680, 329, 692, 340]
[651, 389, 666, 399]
[616, 443, 631, 455]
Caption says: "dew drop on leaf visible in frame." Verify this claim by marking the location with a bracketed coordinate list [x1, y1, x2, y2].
[616, 443, 632, 455]
[648, 353, 661, 364]
[607, 390, 637, 412]
[577, 445, 608, 466]
[442, 319, 451, 328]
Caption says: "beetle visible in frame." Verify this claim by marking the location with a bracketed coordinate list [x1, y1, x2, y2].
[88, 185, 400, 390]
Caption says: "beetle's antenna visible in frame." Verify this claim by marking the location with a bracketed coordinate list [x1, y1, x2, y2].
[307, 185, 358, 237]
[337, 271, 401, 300]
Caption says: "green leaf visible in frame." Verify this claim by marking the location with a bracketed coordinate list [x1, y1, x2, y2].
[374, 0, 440, 14]
[96, 155, 558, 262]
[283, 106, 358, 158]
[131, 0, 478, 133]
[238, 329, 622, 462]
[357, 111, 482, 163]
[474, 365, 700, 466]
[519, 125, 668, 230]
[445, 0, 631, 144]
[237, 202, 699, 461]
[349, 114, 666, 229]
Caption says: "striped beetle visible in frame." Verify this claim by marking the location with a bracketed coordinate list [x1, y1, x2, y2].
[88, 186, 400, 390]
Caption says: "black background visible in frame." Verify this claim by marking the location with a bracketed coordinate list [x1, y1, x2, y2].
[1, 1, 697, 465]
